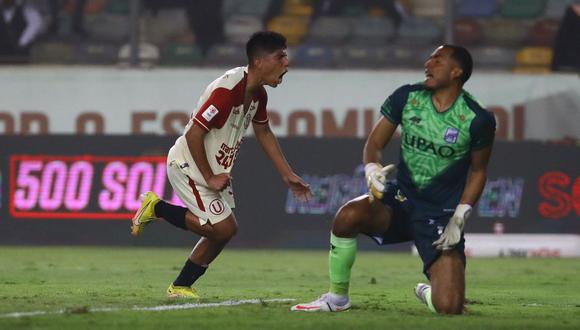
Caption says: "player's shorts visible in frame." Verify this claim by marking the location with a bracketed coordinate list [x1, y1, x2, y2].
[367, 181, 466, 279]
[166, 157, 234, 226]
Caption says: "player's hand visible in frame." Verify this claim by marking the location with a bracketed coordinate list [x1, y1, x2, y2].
[433, 204, 472, 251]
[283, 172, 312, 202]
[207, 173, 231, 192]
[364, 163, 396, 202]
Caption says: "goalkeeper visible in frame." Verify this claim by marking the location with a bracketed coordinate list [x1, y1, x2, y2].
[292, 45, 495, 314]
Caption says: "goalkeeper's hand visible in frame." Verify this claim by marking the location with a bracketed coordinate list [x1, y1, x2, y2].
[433, 204, 472, 251]
[364, 163, 396, 202]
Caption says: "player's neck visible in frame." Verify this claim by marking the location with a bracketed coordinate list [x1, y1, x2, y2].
[245, 67, 262, 95]
[431, 85, 462, 113]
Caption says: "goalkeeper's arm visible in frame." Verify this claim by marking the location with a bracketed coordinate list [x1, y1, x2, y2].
[363, 118, 398, 201]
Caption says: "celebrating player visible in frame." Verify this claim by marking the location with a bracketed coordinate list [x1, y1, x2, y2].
[291, 45, 495, 314]
[131, 31, 312, 298]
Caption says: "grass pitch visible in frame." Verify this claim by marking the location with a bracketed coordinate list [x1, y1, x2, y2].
[0, 247, 578, 329]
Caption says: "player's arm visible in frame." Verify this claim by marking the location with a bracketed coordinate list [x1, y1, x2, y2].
[460, 145, 493, 206]
[363, 117, 398, 201]
[253, 122, 311, 201]
[185, 123, 230, 191]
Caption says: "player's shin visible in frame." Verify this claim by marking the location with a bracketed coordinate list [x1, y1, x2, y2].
[329, 233, 357, 296]
[154, 201, 188, 230]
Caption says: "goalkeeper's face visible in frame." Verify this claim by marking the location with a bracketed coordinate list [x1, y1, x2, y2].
[257, 48, 289, 88]
[424, 46, 462, 90]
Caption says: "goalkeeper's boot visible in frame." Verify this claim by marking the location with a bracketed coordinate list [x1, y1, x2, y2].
[131, 191, 161, 236]
[415, 283, 431, 306]
[167, 284, 199, 299]
[290, 293, 351, 312]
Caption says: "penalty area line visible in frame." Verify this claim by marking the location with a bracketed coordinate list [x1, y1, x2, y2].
[0, 298, 296, 318]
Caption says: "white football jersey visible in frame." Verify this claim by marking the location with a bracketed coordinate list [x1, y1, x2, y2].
[171, 66, 268, 185]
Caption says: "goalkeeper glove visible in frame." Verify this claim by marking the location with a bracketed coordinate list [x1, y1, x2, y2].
[433, 204, 472, 251]
[364, 163, 396, 202]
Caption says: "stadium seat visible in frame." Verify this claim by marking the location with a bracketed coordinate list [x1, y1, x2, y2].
[281, 0, 313, 16]
[334, 45, 387, 69]
[118, 43, 160, 67]
[544, 0, 578, 19]
[75, 42, 119, 64]
[397, 17, 442, 45]
[454, 18, 483, 45]
[471, 46, 517, 69]
[30, 42, 75, 64]
[482, 19, 529, 46]
[456, 0, 498, 17]
[412, 0, 446, 17]
[350, 16, 394, 46]
[161, 44, 203, 66]
[224, 15, 264, 45]
[306, 17, 352, 45]
[222, 0, 272, 19]
[500, 0, 546, 19]
[105, 0, 130, 15]
[85, 14, 130, 42]
[290, 44, 337, 68]
[516, 47, 553, 66]
[142, 9, 190, 45]
[267, 15, 310, 45]
[526, 20, 560, 46]
[203, 43, 247, 67]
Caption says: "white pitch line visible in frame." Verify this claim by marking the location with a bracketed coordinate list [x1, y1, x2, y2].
[0, 298, 295, 318]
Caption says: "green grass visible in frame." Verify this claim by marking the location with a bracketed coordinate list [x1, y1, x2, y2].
[0, 247, 578, 329]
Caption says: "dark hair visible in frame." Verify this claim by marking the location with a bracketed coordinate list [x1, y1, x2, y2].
[442, 44, 473, 84]
[246, 31, 287, 65]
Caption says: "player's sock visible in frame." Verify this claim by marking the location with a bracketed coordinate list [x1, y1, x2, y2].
[154, 200, 188, 230]
[173, 259, 207, 287]
[328, 232, 357, 297]
[423, 286, 437, 313]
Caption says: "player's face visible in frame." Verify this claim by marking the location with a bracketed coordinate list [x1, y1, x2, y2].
[424, 46, 461, 90]
[258, 49, 289, 88]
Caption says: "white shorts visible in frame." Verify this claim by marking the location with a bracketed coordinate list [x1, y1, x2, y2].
[166, 157, 235, 226]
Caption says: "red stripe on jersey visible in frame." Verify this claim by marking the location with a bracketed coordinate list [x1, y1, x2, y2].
[194, 82, 245, 130]
[187, 176, 206, 211]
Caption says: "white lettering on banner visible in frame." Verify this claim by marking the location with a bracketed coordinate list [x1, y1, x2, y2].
[201, 105, 219, 122]
[1, 68, 578, 140]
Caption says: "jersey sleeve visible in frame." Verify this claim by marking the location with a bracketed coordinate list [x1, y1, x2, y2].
[193, 88, 233, 131]
[252, 87, 269, 124]
[470, 110, 496, 150]
[380, 84, 412, 125]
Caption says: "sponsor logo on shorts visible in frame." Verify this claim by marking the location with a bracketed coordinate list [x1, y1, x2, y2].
[209, 199, 225, 215]
[202, 105, 219, 122]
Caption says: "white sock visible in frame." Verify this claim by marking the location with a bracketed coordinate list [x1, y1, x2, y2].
[327, 292, 349, 306]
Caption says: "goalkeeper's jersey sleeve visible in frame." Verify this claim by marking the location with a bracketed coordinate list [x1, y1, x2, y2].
[380, 83, 496, 212]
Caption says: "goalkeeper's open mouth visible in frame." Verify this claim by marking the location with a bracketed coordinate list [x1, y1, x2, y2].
[278, 70, 288, 84]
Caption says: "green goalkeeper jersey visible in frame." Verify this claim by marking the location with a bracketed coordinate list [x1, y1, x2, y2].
[381, 83, 496, 213]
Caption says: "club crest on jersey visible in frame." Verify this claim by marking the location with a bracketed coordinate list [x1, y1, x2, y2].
[202, 105, 219, 121]
[444, 127, 459, 144]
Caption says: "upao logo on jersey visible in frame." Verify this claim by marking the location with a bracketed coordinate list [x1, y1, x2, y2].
[202, 105, 219, 122]
[209, 199, 225, 215]
[444, 127, 459, 144]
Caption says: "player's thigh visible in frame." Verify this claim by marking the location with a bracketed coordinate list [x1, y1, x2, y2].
[428, 250, 465, 312]
[332, 194, 392, 237]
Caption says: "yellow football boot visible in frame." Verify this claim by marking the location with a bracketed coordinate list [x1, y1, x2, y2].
[167, 284, 199, 299]
[130, 191, 161, 236]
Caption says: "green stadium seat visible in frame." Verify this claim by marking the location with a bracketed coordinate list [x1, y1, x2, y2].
[500, 0, 546, 19]
[30, 41, 75, 64]
[106, 0, 129, 15]
[161, 44, 203, 66]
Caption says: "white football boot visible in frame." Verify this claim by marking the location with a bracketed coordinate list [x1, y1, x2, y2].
[290, 293, 351, 312]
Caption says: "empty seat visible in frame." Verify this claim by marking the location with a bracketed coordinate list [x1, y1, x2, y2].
[224, 15, 263, 45]
[222, 0, 272, 19]
[75, 42, 119, 64]
[526, 20, 560, 46]
[267, 15, 309, 45]
[143, 9, 190, 45]
[290, 44, 337, 68]
[335, 45, 387, 68]
[85, 14, 130, 42]
[307, 17, 352, 45]
[30, 41, 75, 64]
[500, 0, 546, 19]
[471, 47, 517, 69]
[412, 0, 446, 17]
[204, 43, 246, 67]
[456, 0, 498, 17]
[516, 47, 553, 66]
[454, 18, 483, 45]
[482, 19, 530, 46]
[350, 16, 394, 46]
[161, 44, 203, 66]
[397, 17, 442, 45]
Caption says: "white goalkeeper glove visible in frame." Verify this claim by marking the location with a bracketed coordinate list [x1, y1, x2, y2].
[433, 204, 472, 251]
[364, 163, 396, 202]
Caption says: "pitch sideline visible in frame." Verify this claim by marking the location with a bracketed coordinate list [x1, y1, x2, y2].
[0, 298, 296, 318]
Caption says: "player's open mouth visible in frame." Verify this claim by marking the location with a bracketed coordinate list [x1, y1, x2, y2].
[425, 71, 433, 78]
[278, 71, 287, 83]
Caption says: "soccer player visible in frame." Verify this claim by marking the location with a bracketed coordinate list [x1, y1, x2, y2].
[131, 31, 312, 298]
[291, 45, 495, 314]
